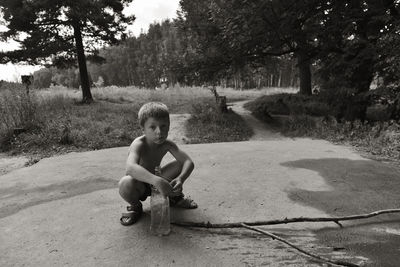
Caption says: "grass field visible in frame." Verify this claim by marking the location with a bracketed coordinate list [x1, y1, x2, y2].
[0, 85, 280, 159]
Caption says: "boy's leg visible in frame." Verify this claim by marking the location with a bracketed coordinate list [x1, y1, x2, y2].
[160, 160, 182, 182]
[118, 175, 148, 225]
[119, 175, 147, 205]
[161, 161, 197, 209]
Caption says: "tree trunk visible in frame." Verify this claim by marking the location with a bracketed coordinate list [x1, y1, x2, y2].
[297, 50, 312, 95]
[73, 21, 93, 103]
[291, 61, 296, 87]
[278, 69, 282, 87]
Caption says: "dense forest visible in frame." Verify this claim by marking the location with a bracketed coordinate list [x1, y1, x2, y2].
[32, 19, 299, 90]
[16, 0, 400, 97]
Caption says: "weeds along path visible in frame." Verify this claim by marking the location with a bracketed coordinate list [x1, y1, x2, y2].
[230, 100, 283, 141]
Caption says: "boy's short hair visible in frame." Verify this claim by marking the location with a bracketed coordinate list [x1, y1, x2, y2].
[138, 102, 170, 127]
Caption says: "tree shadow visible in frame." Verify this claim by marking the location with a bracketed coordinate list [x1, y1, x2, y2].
[281, 158, 400, 267]
[281, 158, 400, 215]
[0, 177, 117, 219]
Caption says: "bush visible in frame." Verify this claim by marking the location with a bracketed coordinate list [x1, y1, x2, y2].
[279, 115, 317, 136]
[187, 101, 253, 143]
[245, 93, 331, 118]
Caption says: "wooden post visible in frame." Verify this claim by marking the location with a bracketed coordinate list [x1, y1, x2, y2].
[21, 75, 33, 95]
[209, 86, 228, 112]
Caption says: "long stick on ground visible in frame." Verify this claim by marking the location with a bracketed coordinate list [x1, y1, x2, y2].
[172, 208, 400, 228]
[241, 223, 360, 267]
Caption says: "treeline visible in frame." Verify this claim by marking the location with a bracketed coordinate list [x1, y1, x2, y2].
[33, 0, 400, 96]
[33, 19, 299, 90]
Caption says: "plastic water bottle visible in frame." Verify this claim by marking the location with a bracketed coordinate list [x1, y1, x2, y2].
[150, 166, 171, 236]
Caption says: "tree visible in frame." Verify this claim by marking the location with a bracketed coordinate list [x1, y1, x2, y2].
[316, 0, 400, 93]
[33, 68, 53, 88]
[177, 0, 234, 86]
[0, 0, 134, 102]
[205, 0, 329, 95]
[206, 0, 400, 95]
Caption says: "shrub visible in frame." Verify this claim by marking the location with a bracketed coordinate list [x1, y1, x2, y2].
[187, 101, 253, 143]
[245, 93, 331, 118]
[279, 115, 316, 136]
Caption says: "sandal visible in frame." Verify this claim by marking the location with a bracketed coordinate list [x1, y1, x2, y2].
[120, 204, 143, 226]
[170, 194, 198, 209]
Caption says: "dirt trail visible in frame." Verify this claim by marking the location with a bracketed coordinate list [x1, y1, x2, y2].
[168, 113, 191, 144]
[230, 100, 283, 140]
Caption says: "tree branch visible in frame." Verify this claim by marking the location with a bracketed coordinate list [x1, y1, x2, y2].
[35, 19, 71, 26]
[172, 208, 400, 228]
[241, 223, 360, 267]
[171, 209, 399, 267]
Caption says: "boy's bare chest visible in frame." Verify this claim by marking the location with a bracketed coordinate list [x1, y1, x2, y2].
[139, 148, 168, 173]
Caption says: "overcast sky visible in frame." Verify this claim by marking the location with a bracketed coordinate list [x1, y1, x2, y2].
[0, 0, 180, 82]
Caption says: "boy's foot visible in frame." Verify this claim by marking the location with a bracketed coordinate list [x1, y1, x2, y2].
[170, 194, 198, 209]
[120, 203, 143, 226]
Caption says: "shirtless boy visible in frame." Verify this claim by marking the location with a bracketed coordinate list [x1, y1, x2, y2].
[119, 102, 197, 226]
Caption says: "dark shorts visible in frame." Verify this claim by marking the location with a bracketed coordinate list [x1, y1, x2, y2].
[139, 182, 152, 201]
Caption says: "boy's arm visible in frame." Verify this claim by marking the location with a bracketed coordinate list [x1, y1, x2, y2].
[168, 141, 194, 184]
[125, 141, 173, 196]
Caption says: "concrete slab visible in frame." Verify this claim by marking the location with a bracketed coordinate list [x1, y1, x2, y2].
[1, 140, 399, 266]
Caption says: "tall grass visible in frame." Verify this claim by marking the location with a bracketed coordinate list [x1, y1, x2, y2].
[0, 87, 141, 154]
[1, 85, 269, 156]
[0, 89, 39, 151]
[43, 85, 293, 107]
[92, 85, 211, 113]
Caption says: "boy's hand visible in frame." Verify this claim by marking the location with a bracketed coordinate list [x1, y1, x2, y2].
[170, 178, 183, 195]
[154, 178, 174, 197]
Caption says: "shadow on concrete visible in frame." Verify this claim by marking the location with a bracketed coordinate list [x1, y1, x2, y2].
[281, 158, 400, 267]
[0, 177, 117, 219]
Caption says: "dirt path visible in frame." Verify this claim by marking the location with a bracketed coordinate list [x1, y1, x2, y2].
[168, 113, 191, 144]
[230, 100, 283, 140]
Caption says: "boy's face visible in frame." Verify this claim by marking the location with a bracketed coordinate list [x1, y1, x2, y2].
[142, 117, 170, 145]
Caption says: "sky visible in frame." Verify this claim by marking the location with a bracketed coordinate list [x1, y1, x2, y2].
[0, 0, 180, 82]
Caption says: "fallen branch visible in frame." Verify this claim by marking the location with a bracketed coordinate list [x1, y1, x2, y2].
[172, 209, 400, 267]
[172, 208, 400, 228]
[241, 223, 360, 267]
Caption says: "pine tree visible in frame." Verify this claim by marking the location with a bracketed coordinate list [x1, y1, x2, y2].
[0, 0, 134, 102]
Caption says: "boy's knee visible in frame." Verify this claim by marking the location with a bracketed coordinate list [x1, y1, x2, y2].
[118, 175, 145, 197]
[119, 175, 136, 194]
[119, 175, 133, 188]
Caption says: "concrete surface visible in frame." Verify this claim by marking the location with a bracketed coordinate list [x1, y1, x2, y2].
[2, 139, 400, 266]
[0, 153, 30, 176]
